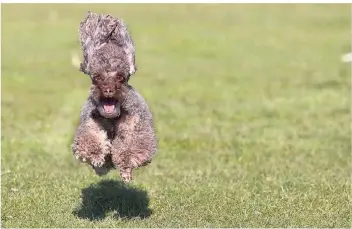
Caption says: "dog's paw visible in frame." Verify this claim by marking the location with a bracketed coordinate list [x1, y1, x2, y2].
[91, 158, 105, 167]
[121, 173, 132, 183]
[74, 152, 89, 163]
[89, 151, 106, 167]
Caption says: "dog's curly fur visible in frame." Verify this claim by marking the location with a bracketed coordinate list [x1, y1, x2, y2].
[78, 11, 136, 80]
[71, 11, 157, 183]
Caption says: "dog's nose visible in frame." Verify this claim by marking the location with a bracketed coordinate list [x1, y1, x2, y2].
[103, 88, 114, 97]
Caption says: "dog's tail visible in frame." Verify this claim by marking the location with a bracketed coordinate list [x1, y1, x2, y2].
[78, 11, 136, 77]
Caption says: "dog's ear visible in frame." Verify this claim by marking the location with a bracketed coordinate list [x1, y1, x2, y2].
[126, 73, 131, 82]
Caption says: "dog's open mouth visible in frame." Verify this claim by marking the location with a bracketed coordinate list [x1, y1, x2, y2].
[101, 98, 117, 114]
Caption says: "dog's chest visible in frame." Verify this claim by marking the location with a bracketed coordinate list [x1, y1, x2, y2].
[95, 117, 117, 139]
[93, 112, 139, 140]
[115, 112, 139, 139]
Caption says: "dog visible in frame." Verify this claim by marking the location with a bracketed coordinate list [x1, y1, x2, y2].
[71, 11, 157, 183]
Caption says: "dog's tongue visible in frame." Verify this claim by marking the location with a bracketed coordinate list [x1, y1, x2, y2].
[103, 104, 115, 114]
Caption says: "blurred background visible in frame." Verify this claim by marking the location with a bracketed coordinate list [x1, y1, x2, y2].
[1, 3, 350, 228]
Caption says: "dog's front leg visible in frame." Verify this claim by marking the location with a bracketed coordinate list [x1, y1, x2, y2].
[110, 136, 132, 183]
[71, 117, 111, 170]
[111, 140, 153, 183]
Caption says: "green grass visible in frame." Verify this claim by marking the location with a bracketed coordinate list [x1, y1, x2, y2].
[1, 3, 351, 228]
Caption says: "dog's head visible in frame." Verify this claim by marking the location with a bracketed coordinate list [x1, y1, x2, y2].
[90, 71, 127, 119]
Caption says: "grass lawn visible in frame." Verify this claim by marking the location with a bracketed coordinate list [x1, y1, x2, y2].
[1, 3, 351, 228]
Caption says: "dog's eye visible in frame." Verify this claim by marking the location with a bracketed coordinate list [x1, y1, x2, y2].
[115, 73, 125, 82]
[94, 76, 102, 82]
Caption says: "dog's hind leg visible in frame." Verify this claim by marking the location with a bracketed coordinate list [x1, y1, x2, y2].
[71, 117, 111, 171]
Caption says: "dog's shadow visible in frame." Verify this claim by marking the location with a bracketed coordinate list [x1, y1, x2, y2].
[73, 179, 152, 220]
